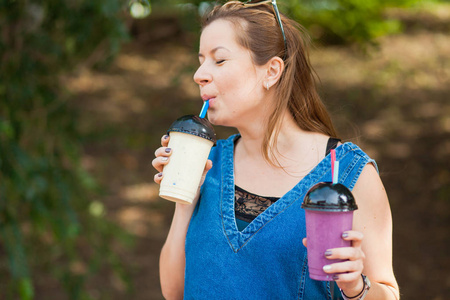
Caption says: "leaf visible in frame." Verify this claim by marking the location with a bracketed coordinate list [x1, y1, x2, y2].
[18, 278, 34, 300]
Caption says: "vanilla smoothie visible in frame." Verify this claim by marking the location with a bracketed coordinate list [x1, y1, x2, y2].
[159, 115, 216, 204]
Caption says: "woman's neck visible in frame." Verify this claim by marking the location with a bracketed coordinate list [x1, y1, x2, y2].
[236, 110, 319, 164]
[233, 111, 329, 196]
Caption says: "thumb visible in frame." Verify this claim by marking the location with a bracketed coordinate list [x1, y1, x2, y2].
[199, 160, 213, 186]
[205, 159, 213, 173]
[302, 238, 307, 248]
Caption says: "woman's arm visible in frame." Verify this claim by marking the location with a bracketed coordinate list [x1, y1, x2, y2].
[323, 163, 400, 299]
[153, 135, 212, 299]
[159, 203, 196, 300]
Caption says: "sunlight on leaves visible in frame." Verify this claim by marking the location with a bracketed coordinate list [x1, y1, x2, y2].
[89, 201, 105, 217]
[129, 0, 151, 19]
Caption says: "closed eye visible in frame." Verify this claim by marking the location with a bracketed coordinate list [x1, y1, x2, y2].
[216, 59, 226, 65]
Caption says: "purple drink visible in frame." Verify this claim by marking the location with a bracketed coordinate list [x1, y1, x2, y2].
[302, 182, 358, 281]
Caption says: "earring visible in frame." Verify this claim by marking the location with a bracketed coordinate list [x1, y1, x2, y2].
[265, 82, 270, 91]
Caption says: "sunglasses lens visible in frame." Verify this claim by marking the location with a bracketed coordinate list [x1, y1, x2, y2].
[246, 0, 270, 4]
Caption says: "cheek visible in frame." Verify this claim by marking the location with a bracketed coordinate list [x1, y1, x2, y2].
[218, 69, 240, 88]
[223, 75, 250, 97]
[216, 64, 259, 102]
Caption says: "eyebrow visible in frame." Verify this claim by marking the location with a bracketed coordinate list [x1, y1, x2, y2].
[198, 46, 230, 58]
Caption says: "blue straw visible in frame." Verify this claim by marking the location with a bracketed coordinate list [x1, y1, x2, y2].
[199, 100, 209, 118]
[333, 161, 339, 184]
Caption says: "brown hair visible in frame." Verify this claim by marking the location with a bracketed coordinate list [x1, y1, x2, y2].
[202, 1, 339, 165]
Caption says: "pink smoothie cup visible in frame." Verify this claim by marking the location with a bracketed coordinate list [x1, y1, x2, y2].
[302, 182, 358, 281]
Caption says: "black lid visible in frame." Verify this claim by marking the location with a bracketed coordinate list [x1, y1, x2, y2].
[167, 115, 216, 144]
[302, 182, 358, 212]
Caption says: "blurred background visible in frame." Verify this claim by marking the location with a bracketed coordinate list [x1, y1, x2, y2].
[0, 0, 448, 299]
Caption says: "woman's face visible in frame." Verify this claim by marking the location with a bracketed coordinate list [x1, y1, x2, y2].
[194, 19, 268, 128]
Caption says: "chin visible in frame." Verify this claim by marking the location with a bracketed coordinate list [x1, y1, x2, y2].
[207, 116, 219, 126]
[207, 115, 225, 127]
[206, 112, 235, 127]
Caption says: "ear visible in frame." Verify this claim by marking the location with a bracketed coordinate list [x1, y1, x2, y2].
[265, 56, 284, 89]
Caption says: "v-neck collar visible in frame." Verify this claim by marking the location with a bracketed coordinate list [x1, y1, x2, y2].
[220, 134, 346, 252]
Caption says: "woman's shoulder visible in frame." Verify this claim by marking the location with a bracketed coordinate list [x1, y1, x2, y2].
[336, 141, 380, 188]
[339, 142, 374, 161]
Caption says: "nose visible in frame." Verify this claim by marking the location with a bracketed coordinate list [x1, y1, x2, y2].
[193, 63, 212, 87]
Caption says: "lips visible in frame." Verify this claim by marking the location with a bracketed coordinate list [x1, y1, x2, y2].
[201, 94, 215, 101]
[201, 94, 216, 109]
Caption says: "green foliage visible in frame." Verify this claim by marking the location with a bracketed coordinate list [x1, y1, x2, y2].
[170, 0, 440, 45]
[285, 0, 425, 44]
[0, 0, 130, 299]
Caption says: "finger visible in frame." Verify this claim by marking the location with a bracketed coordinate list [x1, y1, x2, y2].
[324, 247, 365, 261]
[302, 238, 307, 247]
[342, 231, 364, 248]
[199, 160, 213, 186]
[200, 159, 213, 178]
[205, 159, 213, 172]
[333, 271, 362, 283]
[322, 260, 363, 276]
[152, 156, 170, 173]
[154, 147, 172, 158]
[161, 134, 170, 147]
[154, 172, 163, 184]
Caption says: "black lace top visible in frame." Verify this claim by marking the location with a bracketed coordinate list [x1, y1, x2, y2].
[235, 185, 280, 225]
[234, 137, 340, 231]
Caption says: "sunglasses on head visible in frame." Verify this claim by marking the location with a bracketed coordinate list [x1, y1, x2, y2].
[244, 0, 287, 57]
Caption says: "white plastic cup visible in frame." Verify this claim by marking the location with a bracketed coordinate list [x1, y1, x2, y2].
[159, 115, 216, 204]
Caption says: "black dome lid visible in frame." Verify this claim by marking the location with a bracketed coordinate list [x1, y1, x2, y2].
[167, 115, 216, 144]
[302, 182, 358, 212]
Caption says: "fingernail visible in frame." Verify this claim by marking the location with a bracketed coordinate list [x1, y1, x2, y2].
[342, 232, 349, 238]
[157, 172, 163, 177]
[165, 148, 171, 153]
[323, 265, 332, 271]
[324, 250, 332, 257]
[162, 157, 168, 161]
[163, 135, 169, 140]
[333, 274, 339, 280]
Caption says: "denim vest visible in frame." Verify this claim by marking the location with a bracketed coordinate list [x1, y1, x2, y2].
[185, 135, 376, 299]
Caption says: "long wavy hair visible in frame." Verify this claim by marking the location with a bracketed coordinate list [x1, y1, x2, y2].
[202, 1, 339, 165]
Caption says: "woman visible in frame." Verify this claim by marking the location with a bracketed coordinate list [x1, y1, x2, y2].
[152, 1, 400, 299]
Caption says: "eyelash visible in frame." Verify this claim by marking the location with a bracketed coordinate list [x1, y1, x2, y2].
[216, 59, 225, 65]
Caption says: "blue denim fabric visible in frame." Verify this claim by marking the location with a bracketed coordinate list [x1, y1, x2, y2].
[184, 134, 376, 299]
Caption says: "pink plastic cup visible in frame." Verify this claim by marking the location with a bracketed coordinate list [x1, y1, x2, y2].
[302, 182, 358, 281]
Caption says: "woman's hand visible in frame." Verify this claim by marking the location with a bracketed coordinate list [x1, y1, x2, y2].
[322, 230, 366, 296]
[151, 134, 213, 188]
[302, 230, 366, 297]
[152, 134, 172, 184]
